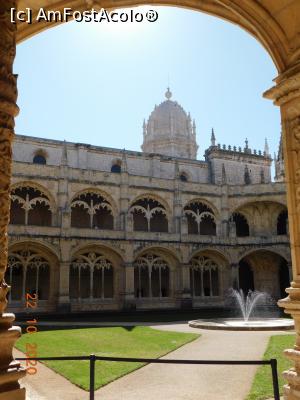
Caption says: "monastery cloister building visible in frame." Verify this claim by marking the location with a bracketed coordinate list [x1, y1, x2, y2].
[6, 89, 291, 313]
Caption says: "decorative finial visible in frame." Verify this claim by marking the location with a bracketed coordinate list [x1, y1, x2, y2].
[245, 138, 249, 149]
[165, 87, 172, 100]
[264, 138, 270, 156]
[211, 128, 216, 147]
[61, 140, 68, 166]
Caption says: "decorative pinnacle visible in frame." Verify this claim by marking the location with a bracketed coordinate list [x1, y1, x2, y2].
[264, 138, 270, 156]
[211, 128, 216, 146]
[165, 87, 172, 100]
[245, 138, 249, 149]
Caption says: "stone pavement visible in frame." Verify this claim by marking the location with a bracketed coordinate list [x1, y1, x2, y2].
[15, 322, 293, 400]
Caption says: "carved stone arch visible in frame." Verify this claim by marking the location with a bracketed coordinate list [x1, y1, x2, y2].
[188, 249, 228, 297]
[6, 240, 60, 307]
[8, 240, 60, 264]
[134, 245, 181, 267]
[183, 198, 218, 235]
[238, 248, 291, 299]
[189, 248, 230, 267]
[129, 193, 171, 217]
[70, 188, 118, 215]
[71, 242, 125, 265]
[238, 247, 290, 264]
[16, 1, 290, 72]
[70, 243, 124, 301]
[183, 198, 219, 218]
[10, 180, 57, 212]
[129, 194, 170, 233]
[70, 188, 118, 230]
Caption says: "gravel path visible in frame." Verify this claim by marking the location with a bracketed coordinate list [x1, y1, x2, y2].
[15, 322, 293, 400]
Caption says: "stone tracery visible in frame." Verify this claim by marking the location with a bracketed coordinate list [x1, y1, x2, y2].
[70, 251, 114, 299]
[71, 191, 114, 229]
[184, 201, 216, 235]
[189, 255, 220, 297]
[134, 253, 170, 298]
[130, 198, 168, 232]
[10, 185, 53, 226]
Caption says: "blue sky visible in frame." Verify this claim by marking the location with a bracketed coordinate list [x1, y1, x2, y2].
[15, 6, 280, 162]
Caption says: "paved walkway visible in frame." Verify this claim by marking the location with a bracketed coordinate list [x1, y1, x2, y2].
[15, 322, 293, 400]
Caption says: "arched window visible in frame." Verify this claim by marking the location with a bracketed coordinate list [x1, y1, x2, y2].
[232, 213, 250, 237]
[10, 186, 52, 226]
[184, 201, 216, 235]
[69, 252, 114, 299]
[134, 254, 170, 298]
[189, 256, 219, 297]
[5, 250, 50, 302]
[277, 210, 288, 235]
[111, 162, 121, 173]
[71, 192, 114, 229]
[33, 154, 46, 165]
[130, 198, 168, 232]
[179, 172, 188, 182]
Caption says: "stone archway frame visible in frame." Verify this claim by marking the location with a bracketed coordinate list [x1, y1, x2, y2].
[188, 248, 230, 298]
[10, 180, 57, 225]
[69, 187, 118, 229]
[0, 1, 299, 399]
[230, 200, 288, 236]
[238, 248, 290, 299]
[134, 245, 181, 298]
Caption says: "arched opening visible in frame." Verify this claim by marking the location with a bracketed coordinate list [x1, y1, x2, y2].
[184, 201, 216, 235]
[232, 212, 250, 237]
[70, 192, 114, 229]
[179, 172, 188, 182]
[238, 260, 254, 294]
[134, 253, 170, 299]
[111, 163, 121, 173]
[189, 255, 220, 297]
[69, 251, 114, 300]
[239, 250, 289, 299]
[10, 186, 52, 226]
[33, 154, 46, 165]
[130, 197, 168, 232]
[277, 209, 288, 235]
[5, 247, 53, 306]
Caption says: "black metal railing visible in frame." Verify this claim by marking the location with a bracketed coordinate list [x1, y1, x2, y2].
[16, 355, 280, 400]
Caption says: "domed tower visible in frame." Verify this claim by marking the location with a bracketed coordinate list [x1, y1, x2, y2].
[141, 88, 198, 159]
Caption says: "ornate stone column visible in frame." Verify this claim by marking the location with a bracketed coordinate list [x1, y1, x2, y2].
[0, 1, 26, 399]
[264, 64, 300, 399]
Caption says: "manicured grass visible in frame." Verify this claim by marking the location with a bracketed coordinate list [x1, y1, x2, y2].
[247, 334, 295, 400]
[16, 326, 199, 390]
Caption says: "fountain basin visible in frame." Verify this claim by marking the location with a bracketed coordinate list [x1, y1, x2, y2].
[188, 318, 294, 331]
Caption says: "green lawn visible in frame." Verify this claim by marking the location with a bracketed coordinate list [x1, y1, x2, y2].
[247, 334, 295, 400]
[16, 326, 199, 390]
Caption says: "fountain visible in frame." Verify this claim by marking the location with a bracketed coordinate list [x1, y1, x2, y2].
[188, 289, 294, 331]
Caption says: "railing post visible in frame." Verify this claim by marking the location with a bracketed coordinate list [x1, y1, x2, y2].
[270, 358, 280, 400]
[90, 354, 96, 400]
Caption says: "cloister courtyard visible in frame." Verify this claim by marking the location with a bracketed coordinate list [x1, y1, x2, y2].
[0, 1, 300, 400]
